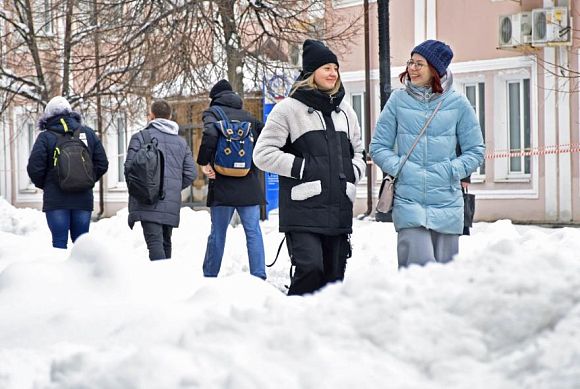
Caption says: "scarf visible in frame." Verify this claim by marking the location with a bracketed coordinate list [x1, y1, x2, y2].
[290, 84, 345, 115]
[405, 71, 454, 102]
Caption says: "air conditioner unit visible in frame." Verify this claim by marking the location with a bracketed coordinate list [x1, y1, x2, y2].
[498, 12, 532, 48]
[532, 7, 571, 46]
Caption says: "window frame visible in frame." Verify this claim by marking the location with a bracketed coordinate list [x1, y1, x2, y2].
[104, 112, 127, 189]
[463, 81, 486, 179]
[15, 109, 37, 192]
[35, 0, 54, 36]
[492, 67, 537, 184]
[350, 92, 365, 147]
[506, 79, 531, 176]
[115, 113, 127, 186]
[0, 9, 4, 65]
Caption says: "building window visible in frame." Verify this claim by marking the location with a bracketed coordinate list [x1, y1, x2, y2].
[26, 122, 35, 187]
[491, 63, 536, 184]
[0, 12, 4, 64]
[77, 0, 97, 26]
[464, 82, 485, 175]
[116, 115, 126, 183]
[36, 0, 53, 35]
[507, 79, 531, 175]
[17, 113, 36, 190]
[351, 93, 365, 145]
[289, 43, 301, 67]
[28, 122, 35, 153]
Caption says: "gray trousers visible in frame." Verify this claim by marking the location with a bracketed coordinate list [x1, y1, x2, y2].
[141, 221, 173, 260]
[397, 227, 459, 268]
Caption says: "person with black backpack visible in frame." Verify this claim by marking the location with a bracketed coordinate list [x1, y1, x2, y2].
[125, 100, 196, 261]
[197, 79, 267, 279]
[27, 96, 109, 249]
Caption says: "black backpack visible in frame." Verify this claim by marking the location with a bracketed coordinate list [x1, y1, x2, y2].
[52, 128, 95, 192]
[125, 129, 165, 205]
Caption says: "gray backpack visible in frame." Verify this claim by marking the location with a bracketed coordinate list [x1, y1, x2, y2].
[125, 129, 165, 204]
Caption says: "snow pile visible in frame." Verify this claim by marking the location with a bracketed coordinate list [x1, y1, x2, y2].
[0, 200, 578, 388]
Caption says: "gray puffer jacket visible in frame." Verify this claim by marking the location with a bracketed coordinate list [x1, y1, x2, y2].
[125, 118, 197, 228]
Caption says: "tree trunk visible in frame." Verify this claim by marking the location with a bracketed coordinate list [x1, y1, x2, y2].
[61, 0, 75, 97]
[218, 0, 244, 98]
[22, 0, 49, 102]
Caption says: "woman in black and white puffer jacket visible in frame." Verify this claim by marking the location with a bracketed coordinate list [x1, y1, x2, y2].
[253, 39, 365, 296]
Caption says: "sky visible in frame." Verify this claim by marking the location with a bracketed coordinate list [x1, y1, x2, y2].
[0, 197, 579, 389]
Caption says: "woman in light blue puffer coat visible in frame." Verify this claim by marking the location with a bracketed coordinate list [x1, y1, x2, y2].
[370, 40, 484, 268]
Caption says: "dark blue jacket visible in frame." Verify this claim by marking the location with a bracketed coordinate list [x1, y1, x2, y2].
[27, 111, 109, 212]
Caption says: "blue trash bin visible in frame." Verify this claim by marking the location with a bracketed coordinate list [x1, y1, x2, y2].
[265, 172, 279, 218]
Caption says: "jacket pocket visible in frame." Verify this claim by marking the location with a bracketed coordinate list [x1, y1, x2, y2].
[346, 182, 356, 203]
[291, 180, 322, 201]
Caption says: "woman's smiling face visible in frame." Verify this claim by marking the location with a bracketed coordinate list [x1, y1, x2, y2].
[407, 53, 432, 87]
[313, 63, 339, 91]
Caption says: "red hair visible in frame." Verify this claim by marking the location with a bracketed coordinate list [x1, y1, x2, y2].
[399, 63, 443, 94]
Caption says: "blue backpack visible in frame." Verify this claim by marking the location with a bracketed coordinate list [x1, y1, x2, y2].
[210, 106, 254, 177]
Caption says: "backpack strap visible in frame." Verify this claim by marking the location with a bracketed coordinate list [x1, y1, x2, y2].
[158, 146, 165, 200]
[50, 123, 84, 139]
[210, 106, 230, 127]
[140, 128, 153, 144]
[72, 128, 83, 140]
[139, 128, 165, 200]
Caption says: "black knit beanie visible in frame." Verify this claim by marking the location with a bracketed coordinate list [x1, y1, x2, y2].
[301, 39, 339, 75]
[209, 79, 233, 99]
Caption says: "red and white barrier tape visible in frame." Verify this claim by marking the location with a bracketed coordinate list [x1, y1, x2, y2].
[486, 144, 580, 159]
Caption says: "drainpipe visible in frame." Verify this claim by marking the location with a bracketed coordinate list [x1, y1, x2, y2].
[363, 0, 373, 216]
[9, 114, 16, 205]
[93, 0, 105, 219]
[373, 0, 392, 222]
[378, 0, 392, 110]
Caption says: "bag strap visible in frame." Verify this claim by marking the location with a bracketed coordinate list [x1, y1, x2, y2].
[394, 99, 443, 178]
[266, 236, 286, 268]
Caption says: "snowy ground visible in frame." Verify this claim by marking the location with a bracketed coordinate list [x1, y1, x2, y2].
[0, 197, 579, 389]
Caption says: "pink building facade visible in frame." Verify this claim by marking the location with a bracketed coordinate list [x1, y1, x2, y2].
[1, 0, 578, 225]
[335, 0, 579, 224]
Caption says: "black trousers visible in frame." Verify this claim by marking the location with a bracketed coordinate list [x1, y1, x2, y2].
[285, 232, 350, 296]
[141, 221, 173, 260]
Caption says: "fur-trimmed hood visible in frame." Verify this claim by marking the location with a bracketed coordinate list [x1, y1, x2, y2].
[37, 109, 82, 131]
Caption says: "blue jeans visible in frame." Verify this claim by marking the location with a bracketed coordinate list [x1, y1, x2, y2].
[203, 205, 266, 279]
[45, 209, 92, 249]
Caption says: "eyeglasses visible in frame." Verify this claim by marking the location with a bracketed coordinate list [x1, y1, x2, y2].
[406, 60, 425, 70]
